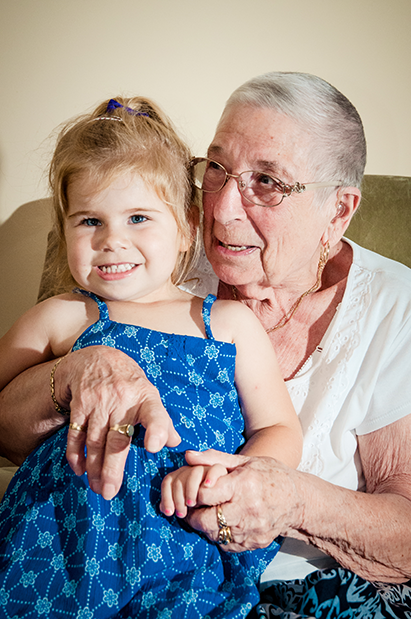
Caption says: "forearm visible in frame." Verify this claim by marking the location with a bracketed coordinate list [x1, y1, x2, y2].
[0, 361, 66, 464]
[240, 424, 302, 469]
[289, 469, 411, 582]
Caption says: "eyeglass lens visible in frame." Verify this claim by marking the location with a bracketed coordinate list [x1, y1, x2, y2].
[192, 159, 285, 207]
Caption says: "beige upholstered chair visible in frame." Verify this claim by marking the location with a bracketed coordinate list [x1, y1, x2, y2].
[0, 175, 410, 499]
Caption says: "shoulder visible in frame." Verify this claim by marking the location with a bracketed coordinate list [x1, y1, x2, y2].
[346, 241, 411, 327]
[37, 291, 98, 320]
[34, 292, 100, 352]
[210, 298, 259, 321]
[343, 242, 411, 355]
[347, 238, 411, 289]
[209, 298, 266, 343]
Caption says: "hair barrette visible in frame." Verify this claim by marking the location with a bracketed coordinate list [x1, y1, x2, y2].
[91, 116, 123, 122]
[106, 99, 150, 117]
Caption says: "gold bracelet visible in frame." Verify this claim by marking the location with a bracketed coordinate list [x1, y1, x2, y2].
[50, 355, 70, 416]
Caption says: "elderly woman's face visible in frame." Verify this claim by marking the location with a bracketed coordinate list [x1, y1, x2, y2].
[202, 105, 336, 298]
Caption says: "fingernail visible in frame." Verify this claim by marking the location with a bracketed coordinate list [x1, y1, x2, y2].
[176, 511, 185, 518]
[186, 499, 195, 506]
[164, 508, 173, 515]
[103, 484, 116, 500]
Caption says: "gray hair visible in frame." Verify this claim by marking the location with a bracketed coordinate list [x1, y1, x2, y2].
[223, 72, 367, 189]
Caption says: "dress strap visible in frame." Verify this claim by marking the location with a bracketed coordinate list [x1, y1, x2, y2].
[202, 294, 217, 340]
[73, 288, 110, 321]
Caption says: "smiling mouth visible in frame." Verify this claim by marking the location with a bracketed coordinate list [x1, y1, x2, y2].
[219, 241, 254, 252]
[98, 263, 137, 274]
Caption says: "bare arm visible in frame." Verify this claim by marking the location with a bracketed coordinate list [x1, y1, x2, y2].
[0, 360, 67, 464]
[0, 300, 69, 462]
[285, 415, 411, 582]
[213, 300, 303, 467]
[185, 414, 411, 582]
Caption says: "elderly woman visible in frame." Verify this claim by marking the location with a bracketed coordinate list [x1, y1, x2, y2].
[1, 72, 411, 617]
[185, 72, 411, 617]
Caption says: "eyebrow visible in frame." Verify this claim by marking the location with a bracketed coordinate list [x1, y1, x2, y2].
[207, 145, 292, 180]
[67, 206, 159, 219]
[67, 210, 96, 219]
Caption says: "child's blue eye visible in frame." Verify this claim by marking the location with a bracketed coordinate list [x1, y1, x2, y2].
[130, 215, 147, 224]
[82, 218, 100, 226]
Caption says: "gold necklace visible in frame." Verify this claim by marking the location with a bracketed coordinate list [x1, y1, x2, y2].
[232, 242, 330, 333]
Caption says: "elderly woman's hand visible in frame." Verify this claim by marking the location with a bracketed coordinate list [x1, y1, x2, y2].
[184, 450, 303, 552]
[56, 346, 180, 500]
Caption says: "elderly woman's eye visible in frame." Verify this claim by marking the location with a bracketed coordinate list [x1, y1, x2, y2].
[260, 174, 278, 187]
[206, 161, 226, 178]
[253, 173, 282, 193]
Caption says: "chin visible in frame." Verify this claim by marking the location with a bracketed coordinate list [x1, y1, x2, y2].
[207, 252, 259, 288]
[208, 261, 242, 286]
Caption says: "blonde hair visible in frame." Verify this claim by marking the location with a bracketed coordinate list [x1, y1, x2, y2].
[43, 96, 199, 297]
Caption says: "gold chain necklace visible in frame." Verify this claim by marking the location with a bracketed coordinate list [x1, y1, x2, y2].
[232, 242, 330, 333]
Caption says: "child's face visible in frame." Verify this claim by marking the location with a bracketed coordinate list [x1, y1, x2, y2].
[65, 172, 189, 302]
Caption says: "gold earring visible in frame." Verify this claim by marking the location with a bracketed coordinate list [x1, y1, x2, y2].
[315, 241, 330, 289]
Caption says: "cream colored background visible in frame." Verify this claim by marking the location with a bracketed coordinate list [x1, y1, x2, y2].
[1, 0, 410, 337]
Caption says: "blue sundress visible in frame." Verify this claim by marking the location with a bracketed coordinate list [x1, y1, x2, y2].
[0, 291, 281, 619]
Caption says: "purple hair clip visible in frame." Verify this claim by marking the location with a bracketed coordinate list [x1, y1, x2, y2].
[106, 99, 149, 118]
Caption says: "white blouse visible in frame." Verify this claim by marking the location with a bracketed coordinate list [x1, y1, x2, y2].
[266, 239, 411, 581]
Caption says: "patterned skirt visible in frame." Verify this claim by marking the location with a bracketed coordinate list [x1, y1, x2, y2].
[248, 567, 411, 619]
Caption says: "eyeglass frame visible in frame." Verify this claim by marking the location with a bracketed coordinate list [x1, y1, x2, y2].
[190, 157, 342, 208]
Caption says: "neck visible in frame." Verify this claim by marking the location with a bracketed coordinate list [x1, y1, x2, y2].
[220, 240, 347, 334]
[233, 287, 313, 334]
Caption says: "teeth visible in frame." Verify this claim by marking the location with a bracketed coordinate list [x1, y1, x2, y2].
[221, 242, 249, 252]
[100, 263, 136, 274]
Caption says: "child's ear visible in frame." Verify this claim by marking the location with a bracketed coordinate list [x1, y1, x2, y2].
[179, 204, 200, 252]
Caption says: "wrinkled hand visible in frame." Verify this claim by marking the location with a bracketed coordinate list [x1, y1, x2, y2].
[55, 346, 180, 500]
[184, 450, 303, 552]
[160, 462, 227, 518]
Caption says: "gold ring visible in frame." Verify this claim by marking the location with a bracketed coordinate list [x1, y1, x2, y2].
[109, 424, 134, 438]
[69, 422, 86, 432]
[216, 505, 232, 545]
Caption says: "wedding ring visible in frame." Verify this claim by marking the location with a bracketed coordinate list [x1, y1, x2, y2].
[69, 422, 86, 432]
[109, 424, 135, 438]
[216, 505, 232, 545]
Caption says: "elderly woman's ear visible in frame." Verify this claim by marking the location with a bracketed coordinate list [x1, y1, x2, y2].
[324, 187, 362, 247]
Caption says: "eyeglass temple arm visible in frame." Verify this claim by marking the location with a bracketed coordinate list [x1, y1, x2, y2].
[287, 181, 343, 195]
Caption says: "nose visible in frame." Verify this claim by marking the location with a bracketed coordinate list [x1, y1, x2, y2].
[205, 176, 248, 226]
[98, 224, 130, 251]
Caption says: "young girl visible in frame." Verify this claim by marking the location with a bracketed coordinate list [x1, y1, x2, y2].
[0, 97, 302, 618]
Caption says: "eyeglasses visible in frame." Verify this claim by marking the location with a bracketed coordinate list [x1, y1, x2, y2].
[190, 157, 342, 208]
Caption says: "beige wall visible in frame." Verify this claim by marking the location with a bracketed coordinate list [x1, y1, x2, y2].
[1, 0, 410, 336]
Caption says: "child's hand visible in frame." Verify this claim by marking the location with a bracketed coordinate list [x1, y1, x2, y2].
[160, 462, 227, 518]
